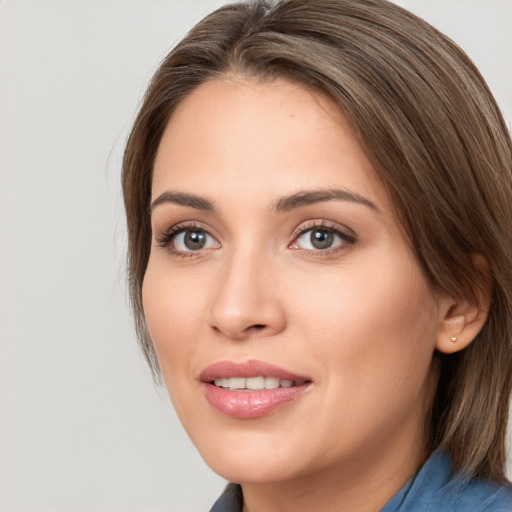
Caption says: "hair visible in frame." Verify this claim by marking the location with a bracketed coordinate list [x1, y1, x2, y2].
[122, 0, 512, 481]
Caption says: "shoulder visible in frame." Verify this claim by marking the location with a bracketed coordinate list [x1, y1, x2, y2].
[384, 451, 512, 512]
[442, 476, 512, 512]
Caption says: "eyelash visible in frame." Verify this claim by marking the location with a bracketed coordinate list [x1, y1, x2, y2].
[156, 222, 214, 252]
[290, 220, 357, 254]
[156, 220, 357, 256]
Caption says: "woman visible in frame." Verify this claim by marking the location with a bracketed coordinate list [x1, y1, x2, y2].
[122, 0, 512, 510]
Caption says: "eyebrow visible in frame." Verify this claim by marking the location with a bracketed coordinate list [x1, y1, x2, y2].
[150, 188, 378, 214]
[272, 188, 378, 213]
[150, 191, 215, 212]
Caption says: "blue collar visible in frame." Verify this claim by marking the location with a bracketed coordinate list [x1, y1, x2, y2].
[210, 451, 512, 511]
[382, 450, 512, 511]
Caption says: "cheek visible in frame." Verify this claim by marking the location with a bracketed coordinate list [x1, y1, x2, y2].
[291, 254, 439, 410]
[295, 258, 436, 342]
[142, 259, 207, 375]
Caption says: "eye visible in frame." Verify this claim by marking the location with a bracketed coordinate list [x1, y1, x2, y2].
[294, 228, 341, 250]
[290, 224, 356, 252]
[173, 229, 219, 251]
[157, 225, 220, 253]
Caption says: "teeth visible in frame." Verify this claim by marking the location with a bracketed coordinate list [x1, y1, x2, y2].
[213, 376, 299, 390]
[229, 377, 246, 390]
[264, 376, 280, 389]
[246, 376, 265, 390]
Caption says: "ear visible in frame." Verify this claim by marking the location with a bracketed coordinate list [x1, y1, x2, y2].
[436, 256, 493, 355]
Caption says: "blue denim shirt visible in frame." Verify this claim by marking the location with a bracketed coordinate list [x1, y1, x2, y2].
[210, 451, 512, 511]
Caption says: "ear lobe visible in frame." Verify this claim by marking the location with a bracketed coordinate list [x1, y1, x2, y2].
[436, 305, 489, 354]
[436, 259, 492, 354]
[445, 313, 466, 341]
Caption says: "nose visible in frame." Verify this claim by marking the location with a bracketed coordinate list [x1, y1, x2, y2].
[206, 248, 286, 341]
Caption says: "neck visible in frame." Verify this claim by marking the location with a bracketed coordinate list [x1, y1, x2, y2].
[241, 427, 426, 512]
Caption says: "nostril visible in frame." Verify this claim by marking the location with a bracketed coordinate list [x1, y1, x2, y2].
[252, 324, 266, 330]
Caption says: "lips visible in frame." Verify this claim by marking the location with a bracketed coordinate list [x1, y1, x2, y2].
[200, 360, 312, 418]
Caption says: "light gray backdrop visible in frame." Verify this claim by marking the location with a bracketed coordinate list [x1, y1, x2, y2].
[1, 1, 511, 511]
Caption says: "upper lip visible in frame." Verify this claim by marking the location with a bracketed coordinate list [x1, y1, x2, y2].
[199, 360, 311, 383]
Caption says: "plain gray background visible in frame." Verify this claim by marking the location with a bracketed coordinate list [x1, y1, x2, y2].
[1, 1, 511, 511]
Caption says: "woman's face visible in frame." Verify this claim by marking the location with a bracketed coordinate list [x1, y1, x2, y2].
[143, 78, 447, 484]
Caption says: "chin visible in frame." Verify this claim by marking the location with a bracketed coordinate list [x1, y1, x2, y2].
[205, 452, 303, 485]
[187, 425, 311, 484]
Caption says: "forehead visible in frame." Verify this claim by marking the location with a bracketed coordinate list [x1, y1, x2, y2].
[152, 77, 388, 213]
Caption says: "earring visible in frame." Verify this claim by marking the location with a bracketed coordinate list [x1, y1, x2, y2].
[450, 336, 457, 343]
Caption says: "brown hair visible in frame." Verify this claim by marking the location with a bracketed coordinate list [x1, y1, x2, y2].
[122, 0, 512, 481]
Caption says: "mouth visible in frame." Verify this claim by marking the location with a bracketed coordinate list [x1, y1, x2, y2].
[212, 376, 307, 391]
[200, 360, 312, 418]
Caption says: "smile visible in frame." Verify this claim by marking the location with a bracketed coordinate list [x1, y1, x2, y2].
[200, 361, 312, 418]
[213, 376, 305, 390]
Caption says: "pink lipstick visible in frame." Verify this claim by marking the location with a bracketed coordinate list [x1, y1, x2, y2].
[200, 360, 312, 419]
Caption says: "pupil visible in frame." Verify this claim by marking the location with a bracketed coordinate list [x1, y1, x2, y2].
[184, 230, 206, 250]
[311, 230, 333, 249]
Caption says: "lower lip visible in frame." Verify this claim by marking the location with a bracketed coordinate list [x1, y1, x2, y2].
[203, 383, 310, 419]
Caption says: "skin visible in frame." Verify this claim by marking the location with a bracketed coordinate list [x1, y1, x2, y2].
[143, 77, 477, 512]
